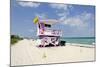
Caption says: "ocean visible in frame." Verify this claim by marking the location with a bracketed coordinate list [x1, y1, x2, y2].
[60, 37, 95, 45]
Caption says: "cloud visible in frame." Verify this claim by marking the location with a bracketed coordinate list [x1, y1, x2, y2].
[49, 3, 73, 21]
[62, 17, 86, 27]
[59, 12, 95, 37]
[50, 3, 68, 10]
[57, 12, 66, 17]
[79, 12, 94, 22]
[63, 17, 85, 27]
[35, 13, 48, 19]
[59, 12, 94, 27]
[18, 1, 40, 7]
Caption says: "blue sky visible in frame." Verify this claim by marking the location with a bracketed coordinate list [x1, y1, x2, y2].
[11, 0, 95, 38]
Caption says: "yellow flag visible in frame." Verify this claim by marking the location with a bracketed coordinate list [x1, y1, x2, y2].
[33, 17, 39, 24]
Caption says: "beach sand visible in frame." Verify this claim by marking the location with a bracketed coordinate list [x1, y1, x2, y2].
[11, 39, 95, 66]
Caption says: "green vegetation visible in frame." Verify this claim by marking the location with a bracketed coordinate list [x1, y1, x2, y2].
[11, 35, 23, 45]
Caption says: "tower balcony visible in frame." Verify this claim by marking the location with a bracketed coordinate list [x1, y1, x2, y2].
[37, 29, 62, 36]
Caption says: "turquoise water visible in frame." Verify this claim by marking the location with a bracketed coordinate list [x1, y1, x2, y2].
[60, 37, 95, 45]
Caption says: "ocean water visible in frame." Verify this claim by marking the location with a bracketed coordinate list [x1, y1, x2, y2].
[60, 37, 95, 45]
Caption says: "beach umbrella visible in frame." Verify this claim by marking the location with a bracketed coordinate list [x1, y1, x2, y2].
[33, 16, 39, 24]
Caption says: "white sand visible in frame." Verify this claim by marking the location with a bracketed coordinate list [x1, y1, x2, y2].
[11, 39, 95, 66]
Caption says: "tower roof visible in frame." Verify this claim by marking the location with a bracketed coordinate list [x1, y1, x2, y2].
[39, 19, 58, 25]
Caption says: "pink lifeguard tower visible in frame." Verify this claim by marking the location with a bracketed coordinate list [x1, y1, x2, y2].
[33, 17, 62, 47]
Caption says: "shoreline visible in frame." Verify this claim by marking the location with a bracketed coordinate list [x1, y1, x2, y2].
[65, 43, 95, 48]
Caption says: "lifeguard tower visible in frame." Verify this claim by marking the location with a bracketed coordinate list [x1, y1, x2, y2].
[33, 17, 63, 47]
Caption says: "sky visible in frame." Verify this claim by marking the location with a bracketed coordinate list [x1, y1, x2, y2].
[11, 0, 95, 38]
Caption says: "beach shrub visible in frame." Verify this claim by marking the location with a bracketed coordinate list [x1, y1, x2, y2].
[11, 38, 18, 44]
[11, 35, 23, 45]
